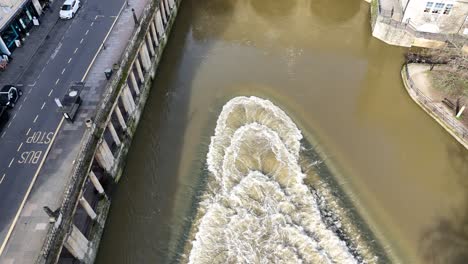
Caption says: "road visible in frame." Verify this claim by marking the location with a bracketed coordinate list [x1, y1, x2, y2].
[0, 0, 125, 251]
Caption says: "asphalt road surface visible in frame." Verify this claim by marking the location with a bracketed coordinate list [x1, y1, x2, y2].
[0, 0, 125, 248]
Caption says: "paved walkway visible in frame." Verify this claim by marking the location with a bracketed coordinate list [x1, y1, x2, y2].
[0, 1, 63, 88]
[402, 63, 468, 149]
[0, 0, 150, 262]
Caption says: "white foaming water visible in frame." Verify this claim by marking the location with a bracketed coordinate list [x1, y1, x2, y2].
[189, 96, 358, 264]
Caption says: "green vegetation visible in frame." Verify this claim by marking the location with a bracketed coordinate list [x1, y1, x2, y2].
[431, 70, 468, 97]
[370, 0, 378, 26]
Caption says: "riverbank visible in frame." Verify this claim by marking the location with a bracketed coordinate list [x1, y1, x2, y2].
[401, 63, 468, 149]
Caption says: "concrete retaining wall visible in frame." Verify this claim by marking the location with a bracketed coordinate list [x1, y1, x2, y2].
[36, 0, 181, 263]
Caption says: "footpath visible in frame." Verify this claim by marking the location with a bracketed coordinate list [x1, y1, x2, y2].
[0, 0, 150, 262]
[402, 63, 468, 149]
[0, 0, 63, 87]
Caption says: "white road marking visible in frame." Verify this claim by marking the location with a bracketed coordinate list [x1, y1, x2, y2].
[51, 42, 62, 60]
[0, 173, 5, 184]
[12, 113, 16, 120]
[61, 68, 66, 75]
[28, 89, 32, 94]
[74, 48, 78, 54]
[1, 131, 6, 138]
[0, 117, 64, 255]
[18, 104, 22, 110]
[55, 78, 60, 85]
[23, 95, 28, 102]
[48, 89, 53, 97]
[26, 128, 31, 136]
[33, 115, 38, 123]
[28, 81, 36, 86]
[41, 102, 46, 110]
[0, 1, 127, 255]
[17, 142, 23, 152]
[80, 38, 84, 44]
[7, 122, 11, 128]
[68, 57, 72, 64]
[81, 3, 125, 82]
[110, 15, 117, 18]
[85, 29, 89, 35]
[90, 22, 94, 27]
[8, 158, 14, 168]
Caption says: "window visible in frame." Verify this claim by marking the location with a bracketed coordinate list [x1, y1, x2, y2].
[443, 4, 453, 15]
[432, 3, 444, 14]
[424, 2, 434, 12]
[61, 4, 71, 11]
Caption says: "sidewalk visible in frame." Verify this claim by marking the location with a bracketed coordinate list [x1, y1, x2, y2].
[0, 1, 63, 87]
[0, 0, 150, 262]
[402, 63, 468, 149]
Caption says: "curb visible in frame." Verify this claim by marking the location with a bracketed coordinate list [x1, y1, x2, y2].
[13, 4, 62, 84]
[401, 65, 468, 150]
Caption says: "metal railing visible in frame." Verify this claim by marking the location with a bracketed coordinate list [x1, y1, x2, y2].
[404, 64, 468, 141]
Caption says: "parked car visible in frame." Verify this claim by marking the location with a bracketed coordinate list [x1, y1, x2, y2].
[0, 106, 8, 131]
[60, 0, 81, 19]
[0, 85, 22, 108]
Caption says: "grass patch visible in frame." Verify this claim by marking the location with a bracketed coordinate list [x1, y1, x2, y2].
[431, 70, 468, 97]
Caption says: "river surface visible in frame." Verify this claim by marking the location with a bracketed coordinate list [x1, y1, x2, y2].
[96, 0, 468, 263]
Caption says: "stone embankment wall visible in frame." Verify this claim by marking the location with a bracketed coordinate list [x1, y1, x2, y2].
[401, 64, 468, 149]
[36, 0, 180, 263]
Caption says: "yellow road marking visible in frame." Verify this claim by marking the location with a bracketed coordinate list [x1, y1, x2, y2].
[0, 0, 128, 257]
[0, 118, 64, 256]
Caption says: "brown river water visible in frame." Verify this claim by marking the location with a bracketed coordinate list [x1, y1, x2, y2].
[96, 0, 468, 263]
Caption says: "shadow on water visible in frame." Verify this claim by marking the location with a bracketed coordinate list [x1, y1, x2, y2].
[420, 142, 468, 264]
[250, 0, 297, 19]
[309, 0, 360, 25]
[96, 0, 235, 263]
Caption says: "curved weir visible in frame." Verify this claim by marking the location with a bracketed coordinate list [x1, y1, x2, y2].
[188, 96, 371, 263]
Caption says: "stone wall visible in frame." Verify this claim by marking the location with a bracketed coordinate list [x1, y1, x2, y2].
[35, 0, 181, 263]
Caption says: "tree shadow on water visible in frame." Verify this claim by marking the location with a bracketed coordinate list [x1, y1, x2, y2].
[420, 142, 468, 264]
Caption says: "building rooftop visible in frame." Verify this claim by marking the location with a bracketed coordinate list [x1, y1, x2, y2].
[0, 0, 28, 31]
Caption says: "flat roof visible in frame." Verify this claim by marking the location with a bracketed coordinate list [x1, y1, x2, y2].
[0, 0, 30, 32]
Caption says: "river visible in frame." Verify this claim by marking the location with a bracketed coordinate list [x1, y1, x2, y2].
[96, 0, 468, 263]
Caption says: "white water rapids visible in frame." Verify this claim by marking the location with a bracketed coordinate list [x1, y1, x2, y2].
[188, 96, 360, 264]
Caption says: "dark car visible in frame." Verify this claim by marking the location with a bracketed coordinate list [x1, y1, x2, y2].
[0, 106, 9, 131]
[0, 85, 22, 108]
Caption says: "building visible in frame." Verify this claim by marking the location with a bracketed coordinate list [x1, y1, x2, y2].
[401, 0, 468, 34]
[371, 0, 468, 48]
[0, 0, 48, 56]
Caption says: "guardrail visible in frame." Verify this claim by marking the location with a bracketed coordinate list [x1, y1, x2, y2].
[403, 64, 468, 141]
